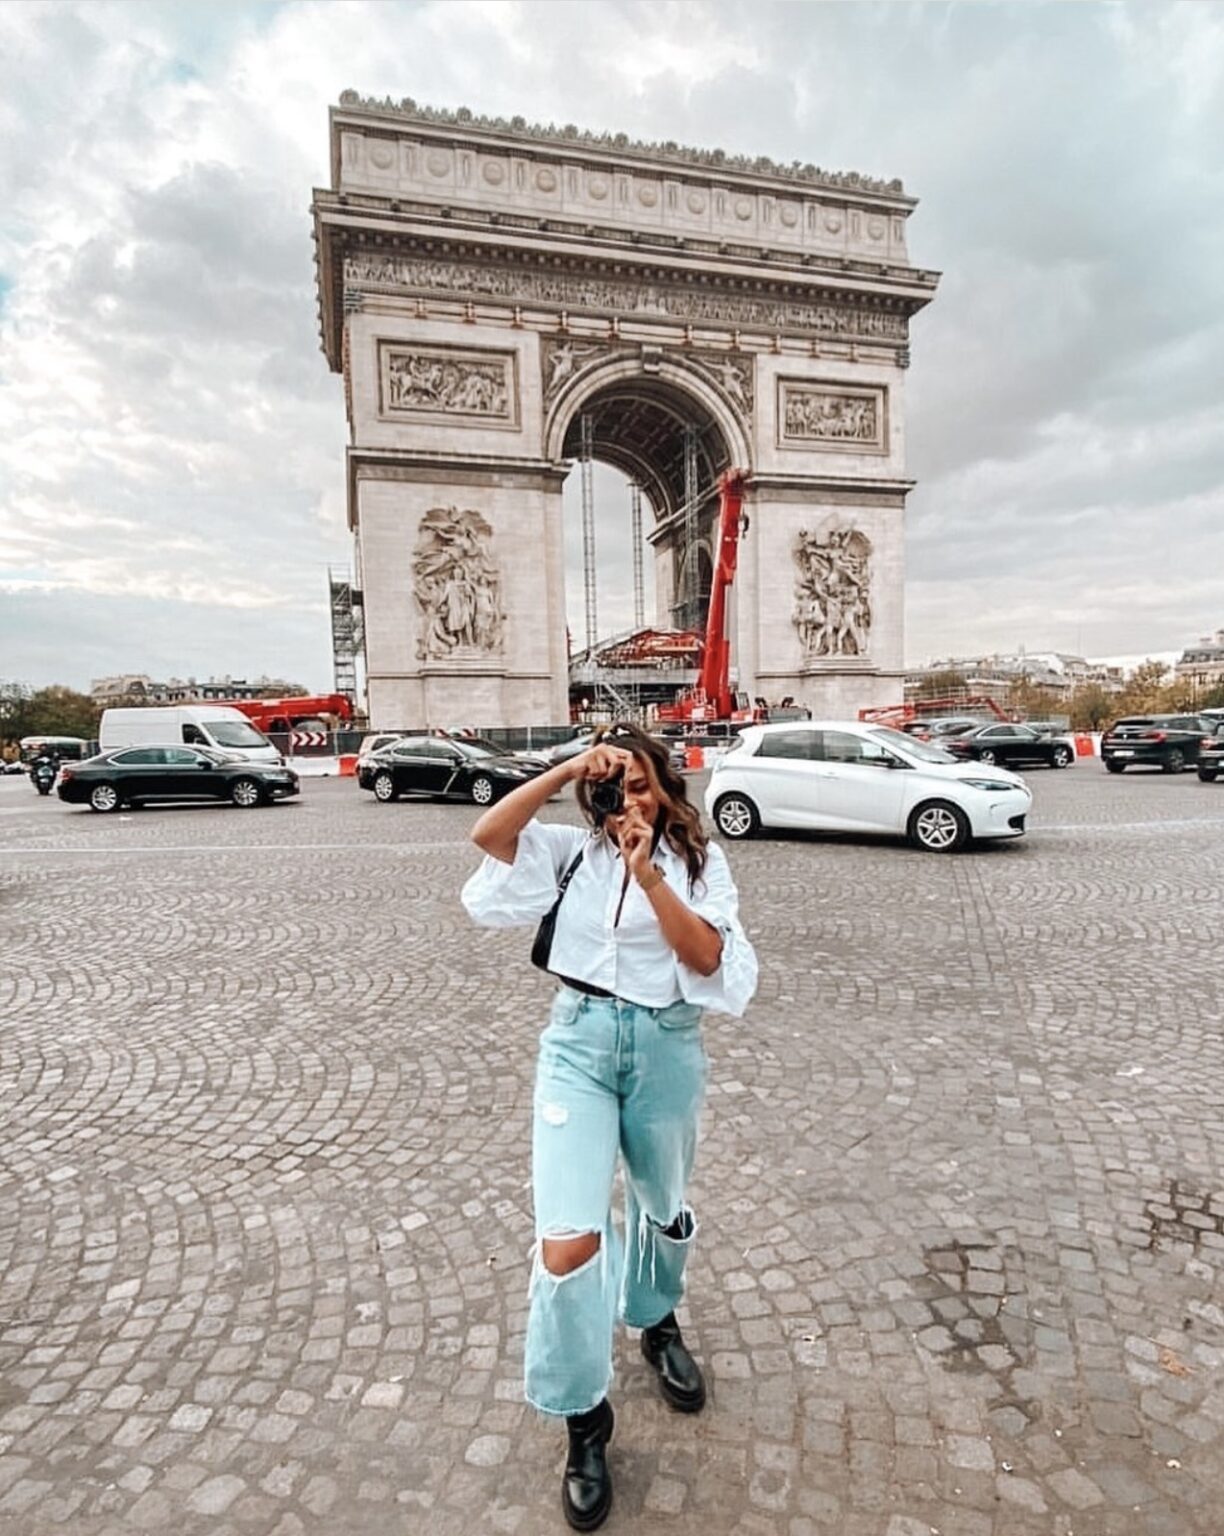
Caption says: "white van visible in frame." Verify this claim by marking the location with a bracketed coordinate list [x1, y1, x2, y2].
[99, 706, 282, 764]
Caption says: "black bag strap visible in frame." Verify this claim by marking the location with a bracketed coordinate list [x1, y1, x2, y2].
[555, 844, 586, 902]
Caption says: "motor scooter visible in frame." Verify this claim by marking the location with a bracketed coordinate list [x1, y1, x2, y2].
[30, 758, 57, 796]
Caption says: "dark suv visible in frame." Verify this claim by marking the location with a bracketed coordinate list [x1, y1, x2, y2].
[1198, 724, 1224, 783]
[1100, 715, 1213, 774]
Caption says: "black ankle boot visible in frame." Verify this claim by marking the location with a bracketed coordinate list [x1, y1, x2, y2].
[562, 1398, 614, 1531]
[641, 1312, 706, 1412]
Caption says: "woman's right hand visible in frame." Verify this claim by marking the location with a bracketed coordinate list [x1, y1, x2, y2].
[568, 742, 634, 782]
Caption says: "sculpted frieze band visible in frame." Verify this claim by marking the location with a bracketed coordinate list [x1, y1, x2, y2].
[345, 253, 909, 341]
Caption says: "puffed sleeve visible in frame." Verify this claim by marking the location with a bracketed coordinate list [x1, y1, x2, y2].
[675, 843, 759, 1017]
[461, 820, 588, 928]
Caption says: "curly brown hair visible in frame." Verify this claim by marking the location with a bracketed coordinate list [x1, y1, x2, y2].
[573, 721, 709, 885]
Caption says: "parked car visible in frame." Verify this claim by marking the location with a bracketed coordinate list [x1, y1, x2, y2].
[358, 736, 546, 805]
[942, 722, 1075, 769]
[57, 747, 299, 812]
[356, 732, 405, 767]
[1100, 715, 1213, 774]
[441, 734, 551, 771]
[704, 721, 1032, 853]
[547, 730, 688, 773]
[1197, 724, 1224, 782]
[899, 716, 983, 741]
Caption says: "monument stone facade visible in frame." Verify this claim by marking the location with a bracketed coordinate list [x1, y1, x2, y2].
[313, 94, 939, 727]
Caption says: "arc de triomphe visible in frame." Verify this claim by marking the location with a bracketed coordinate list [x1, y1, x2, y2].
[312, 93, 938, 728]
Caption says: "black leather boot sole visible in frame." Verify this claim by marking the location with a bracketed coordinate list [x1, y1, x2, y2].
[641, 1316, 707, 1413]
[562, 1400, 614, 1532]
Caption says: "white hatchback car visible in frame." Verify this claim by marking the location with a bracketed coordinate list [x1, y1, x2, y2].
[705, 721, 1033, 853]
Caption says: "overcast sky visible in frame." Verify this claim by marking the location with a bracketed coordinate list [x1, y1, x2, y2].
[2, 0, 1222, 691]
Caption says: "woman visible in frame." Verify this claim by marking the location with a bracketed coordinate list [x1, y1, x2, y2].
[462, 722, 757, 1531]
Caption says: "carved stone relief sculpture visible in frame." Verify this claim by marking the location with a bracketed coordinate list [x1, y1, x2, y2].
[413, 507, 505, 660]
[792, 522, 873, 658]
[778, 380, 887, 451]
[381, 343, 517, 423]
[689, 352, 754, 416]
[540, 337, 613, 402]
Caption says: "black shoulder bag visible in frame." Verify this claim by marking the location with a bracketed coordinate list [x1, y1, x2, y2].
[530, 845, 586, 973]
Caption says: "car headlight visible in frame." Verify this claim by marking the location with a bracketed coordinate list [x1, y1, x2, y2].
[962, 778, 1017, 792]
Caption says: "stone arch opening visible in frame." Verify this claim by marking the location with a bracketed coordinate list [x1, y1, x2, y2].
[550, 364, 746, 638]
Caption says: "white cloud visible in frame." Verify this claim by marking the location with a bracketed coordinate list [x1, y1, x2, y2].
[1, 0, 1222, 691]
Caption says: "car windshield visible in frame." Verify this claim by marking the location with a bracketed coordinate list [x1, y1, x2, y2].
[869, 726, 957, 764]
[450, 739, 498, 759]
[206, 720, 269, 748]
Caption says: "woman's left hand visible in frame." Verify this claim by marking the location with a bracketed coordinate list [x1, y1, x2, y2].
[618, 809, 655, 882]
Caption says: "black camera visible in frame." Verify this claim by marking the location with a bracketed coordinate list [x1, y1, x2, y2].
[590, 774, 624, 818]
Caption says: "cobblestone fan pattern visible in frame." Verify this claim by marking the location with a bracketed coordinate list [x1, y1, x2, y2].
[2, 769, 1224, 1534]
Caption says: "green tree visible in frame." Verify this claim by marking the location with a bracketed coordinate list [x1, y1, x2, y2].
[1066, 683, 1115, 731]
[1006, 678, 1061, 722]
[0, 684, 100, 748]
[1112, 660, 1174, 717]
[913, 669, 968, 702]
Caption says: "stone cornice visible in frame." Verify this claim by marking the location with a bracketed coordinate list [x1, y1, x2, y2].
[335, 91, 909, 201]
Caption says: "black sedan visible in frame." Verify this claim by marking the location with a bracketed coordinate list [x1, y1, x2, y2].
[358, 736, 546, 805]
[942, 723, 1074, 769]
[57, 747, 299, 812]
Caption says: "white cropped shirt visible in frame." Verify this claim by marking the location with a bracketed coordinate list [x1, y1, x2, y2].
[461, 819, 758, 1017]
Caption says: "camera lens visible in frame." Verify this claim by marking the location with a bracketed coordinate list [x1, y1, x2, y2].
[590, 776, 624, 817]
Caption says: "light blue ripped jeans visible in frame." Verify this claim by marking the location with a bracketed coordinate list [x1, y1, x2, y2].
[526, 985, 709, 1417]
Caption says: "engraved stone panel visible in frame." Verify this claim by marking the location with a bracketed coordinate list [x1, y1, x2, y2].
[778, 379, 887, 452]
[413, 506, 505, 660]
[379, 342, 519, 426]
[792, 522, 873, 658]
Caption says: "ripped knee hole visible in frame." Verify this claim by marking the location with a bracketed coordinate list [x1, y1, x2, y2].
[541, 1231, 601, 1276]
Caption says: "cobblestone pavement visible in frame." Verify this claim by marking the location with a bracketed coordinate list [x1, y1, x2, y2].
[2, 765, 1224, 1535]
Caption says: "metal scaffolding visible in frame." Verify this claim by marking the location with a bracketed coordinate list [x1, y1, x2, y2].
[680, 424, 700, 631]
[630, 481, 645, 631]
[328, 568, 363, 701]
[579, 412, 597, 651]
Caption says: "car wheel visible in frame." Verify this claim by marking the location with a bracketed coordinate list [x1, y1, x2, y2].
[1051, 745, 1072, 768]
[373, 771, 398, 803]
[1105, 761, 1125, 774]
[89, 783, 121, 814]
[470, 775, 496, 806]
[1199, 768, 1218, 782]
[908, 800, 970, 853]
[1162, 749, 1185, 774]
[713, 792, 759, 840]
[230, 777, 263, 809]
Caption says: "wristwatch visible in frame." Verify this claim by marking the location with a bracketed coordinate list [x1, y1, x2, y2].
[637, 863, 665, 893]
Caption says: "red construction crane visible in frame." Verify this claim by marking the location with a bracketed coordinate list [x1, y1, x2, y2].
[202, 694, 355, 732]
[655, 468, 759, 725]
